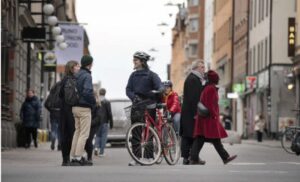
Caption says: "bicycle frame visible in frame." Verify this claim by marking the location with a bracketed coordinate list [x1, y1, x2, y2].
[143, 108, 165, 141]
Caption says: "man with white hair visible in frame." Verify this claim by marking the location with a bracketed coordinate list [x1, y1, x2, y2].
[180, 59, 206, 165]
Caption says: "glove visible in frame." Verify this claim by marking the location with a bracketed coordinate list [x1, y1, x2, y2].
[133, 95, 142, 103]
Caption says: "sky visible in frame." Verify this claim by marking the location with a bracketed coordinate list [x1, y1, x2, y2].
[76, 0, 185, 99]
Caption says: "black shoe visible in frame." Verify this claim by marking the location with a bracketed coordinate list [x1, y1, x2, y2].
[190, 158, 206, 165]
[183, 158, 190, 165]
[223, 155, 237, 165]
[62, 161, 71, 166]
[34, 141, 38, 148]
[79, 157, 92, 166]
[70, 159, 81, 166]
[50, 143, 55, 150]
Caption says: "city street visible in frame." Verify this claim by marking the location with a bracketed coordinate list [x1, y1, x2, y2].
[2, 141, 300, 182]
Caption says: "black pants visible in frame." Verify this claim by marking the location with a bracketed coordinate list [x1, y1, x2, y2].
[85, 126, 99, 160]
[181, 136, 194, 159]
[191, 136, 229, 161]
[131, 104, 156, 159]
[60, 105, 75, 163]
[256, 131, 263, 142]
[25, 127, 38, 148]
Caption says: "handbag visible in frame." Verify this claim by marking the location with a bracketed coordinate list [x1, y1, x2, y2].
[197, 102, 210, 117]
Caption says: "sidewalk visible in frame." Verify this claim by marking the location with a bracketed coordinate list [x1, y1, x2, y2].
[242, 139, 282, 148]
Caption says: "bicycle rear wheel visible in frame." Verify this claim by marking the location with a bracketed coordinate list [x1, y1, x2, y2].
[281, 127, 297, 154]
[161, 123, 180, 165]
[126, 123, 161, 166]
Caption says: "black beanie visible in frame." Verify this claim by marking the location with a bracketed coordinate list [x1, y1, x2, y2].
[81, 55, 93, 67]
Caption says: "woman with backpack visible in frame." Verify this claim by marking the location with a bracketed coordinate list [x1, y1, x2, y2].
[59, 60, 80, 166]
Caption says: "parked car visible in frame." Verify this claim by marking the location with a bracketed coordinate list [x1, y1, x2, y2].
[107, 99, 131, 145]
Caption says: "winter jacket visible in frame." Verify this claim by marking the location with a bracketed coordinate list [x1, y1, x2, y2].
[163, 91, 181, 114]
[20, 96, 42, 128]
[193, 84, 228, 139]
[180, 72, 205, 137]
[100, 98, 114, 128]
[74, 68, 96, 108]
[126, 69, 164, 102]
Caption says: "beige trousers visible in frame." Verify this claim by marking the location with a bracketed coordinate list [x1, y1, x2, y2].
[70, 107, 91, 157]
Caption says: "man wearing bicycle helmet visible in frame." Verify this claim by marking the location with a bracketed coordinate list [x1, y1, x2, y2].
[126, 51, 164, 166]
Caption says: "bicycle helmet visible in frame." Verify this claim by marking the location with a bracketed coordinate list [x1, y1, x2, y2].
[163, 80, 173, 87]
[133, 51, 151, 62]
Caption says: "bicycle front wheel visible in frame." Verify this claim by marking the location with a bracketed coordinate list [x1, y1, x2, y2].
[126, 123, 162, 166]
[161, 123, 180, 165]
[281, 128, 297, 154]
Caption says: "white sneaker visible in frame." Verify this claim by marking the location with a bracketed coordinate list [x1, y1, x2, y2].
[99, 153, 106, 158]
[128, 160, 141, 166]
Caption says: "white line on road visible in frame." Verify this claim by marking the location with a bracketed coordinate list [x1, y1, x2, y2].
[229, 170, 288, 174]
[278, 162, 300, 165]
[229, 163, 266, 166]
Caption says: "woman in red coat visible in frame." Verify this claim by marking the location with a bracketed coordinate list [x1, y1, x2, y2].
[162, 80, 181, 134]
[190, 70, 237, 165]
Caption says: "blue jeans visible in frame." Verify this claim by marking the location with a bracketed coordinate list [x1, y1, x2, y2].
[95, 123, 109, 154]
[51, 118, 60, 145]
[172, 113, 181, 135]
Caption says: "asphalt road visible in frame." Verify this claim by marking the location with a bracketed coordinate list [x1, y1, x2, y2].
[2, 141, 300, 182]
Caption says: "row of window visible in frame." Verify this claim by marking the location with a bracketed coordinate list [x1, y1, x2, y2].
[249, 0, 269, 30]
[248, 37, 269, 75]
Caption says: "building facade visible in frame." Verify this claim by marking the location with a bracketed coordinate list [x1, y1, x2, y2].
[1, 0, 82, 149]
[245, 0, 296, 137]
[204, 0, 214, 70]
[212, 0, 233, 117]
[232, 0, 249, 135]
[291, 0, 300, 126]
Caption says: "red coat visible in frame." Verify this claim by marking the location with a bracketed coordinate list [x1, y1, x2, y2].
[163, 91, 181, 114]
[193, 84, 228, 139]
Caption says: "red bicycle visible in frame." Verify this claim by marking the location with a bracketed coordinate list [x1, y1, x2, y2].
[125, 100, 180, 166]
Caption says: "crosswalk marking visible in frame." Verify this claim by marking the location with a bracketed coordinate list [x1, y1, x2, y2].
[229, 170, 288, 174]
[230, 162, 266, 165]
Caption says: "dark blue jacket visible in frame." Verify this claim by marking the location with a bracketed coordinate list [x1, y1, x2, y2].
[126, 69, 164, 101]
[74, 68, 96, 108]
[20, 96, 42, 128]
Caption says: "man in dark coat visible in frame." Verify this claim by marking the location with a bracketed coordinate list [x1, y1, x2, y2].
[20, 89, 42, 148]
[70, 55, 96, 166]
[180, 60, 206, 165]
[126, 51, 164, 166]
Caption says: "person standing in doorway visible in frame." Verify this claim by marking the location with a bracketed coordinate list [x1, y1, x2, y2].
[254, 114, 265, 142]
[94, 88, 113, 157]
[70, 55, 96, 166]
[180, 60, 206, 165]
[20, 89, 42, 148]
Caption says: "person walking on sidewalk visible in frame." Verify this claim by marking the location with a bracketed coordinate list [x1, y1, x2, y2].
[254, 114, 265, 142]
[162, 80, 181, 135]
[45, 81, 62, 151]
[59, 60, 80, 166]
[126, 51, 164, 166]
[84, 91, 103, 165]
[70, 55, 96, 166]
[94, 88, 113, 157]
[20, 89, 42, 148]
[191, 70, 237, 165]
[180, 60, 206, 165]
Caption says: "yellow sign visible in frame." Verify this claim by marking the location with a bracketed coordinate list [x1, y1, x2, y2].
[288, 18, 296, 57]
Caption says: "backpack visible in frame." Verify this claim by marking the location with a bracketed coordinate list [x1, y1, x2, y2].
[64, 77, 80, 106]
[44, 81, 62, 110]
